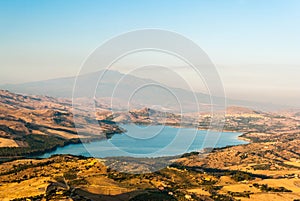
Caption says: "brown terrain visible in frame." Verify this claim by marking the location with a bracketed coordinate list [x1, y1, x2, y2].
[0, 90, 300, 201]
[0, 90, 124, 160]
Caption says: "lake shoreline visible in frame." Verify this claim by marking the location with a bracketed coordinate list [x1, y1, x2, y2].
[0, 123, 251, 163]
[0, 122, 251, 164]
[36, 124, 249, 159]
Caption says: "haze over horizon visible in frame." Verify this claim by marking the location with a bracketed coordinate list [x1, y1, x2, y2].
[0, 0, 300, 107]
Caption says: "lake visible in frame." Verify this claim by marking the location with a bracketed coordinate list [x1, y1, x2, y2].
[40, 124, 248, 158]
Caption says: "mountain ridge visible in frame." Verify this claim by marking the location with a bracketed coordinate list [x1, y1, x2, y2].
[1, 70, 293, 111]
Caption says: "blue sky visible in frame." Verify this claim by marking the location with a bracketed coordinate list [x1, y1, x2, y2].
[0, 0, 300, 105]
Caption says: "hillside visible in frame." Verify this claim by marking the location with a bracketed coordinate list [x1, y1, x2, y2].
[0, 90, 124, 159]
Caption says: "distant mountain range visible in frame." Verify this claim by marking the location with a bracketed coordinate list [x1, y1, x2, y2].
[0, 70, 291, 112]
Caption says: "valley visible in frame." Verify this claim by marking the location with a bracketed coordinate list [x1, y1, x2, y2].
[0, 90, 300, 200]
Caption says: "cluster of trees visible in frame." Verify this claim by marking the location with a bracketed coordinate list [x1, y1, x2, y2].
[228, 191, 253, 198]
[251, 163, 271, 170]
[129, 191, 176, 201]
[231, 171, 254, 182]
[0, 160, 53, 177]
[253, 183, 292, 192]
[210, 193, 235, 201]
[11, 194, 44, 201]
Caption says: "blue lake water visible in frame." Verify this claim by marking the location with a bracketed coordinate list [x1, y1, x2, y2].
[40, 124, 248, 158]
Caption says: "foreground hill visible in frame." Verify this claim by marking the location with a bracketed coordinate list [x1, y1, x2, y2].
[1, 136, 300, 201]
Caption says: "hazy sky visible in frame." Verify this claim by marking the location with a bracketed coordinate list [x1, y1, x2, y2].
[0, 0, 300, 106]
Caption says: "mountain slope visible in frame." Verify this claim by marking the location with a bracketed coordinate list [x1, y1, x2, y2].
[1, 70, 288, 112]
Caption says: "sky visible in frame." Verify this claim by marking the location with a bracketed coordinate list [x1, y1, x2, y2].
[0, 0, 300, 106]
